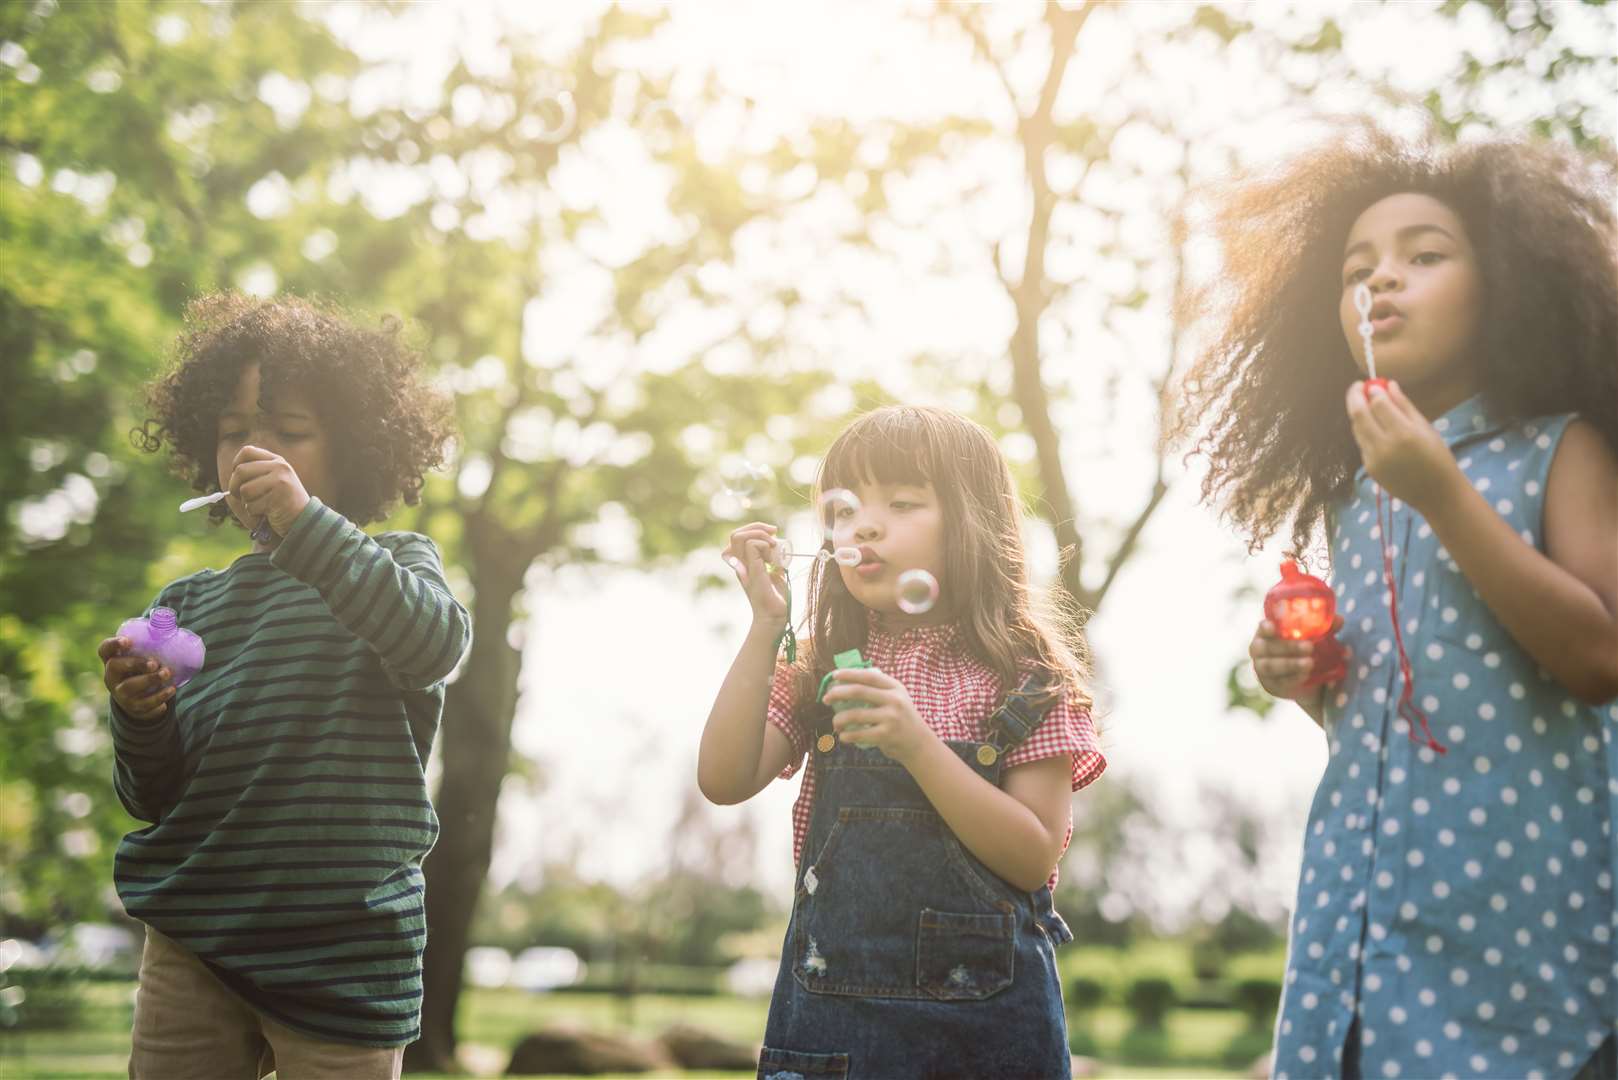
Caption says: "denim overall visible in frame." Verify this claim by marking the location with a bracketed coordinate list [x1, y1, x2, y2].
[759, 678, 1075, 1080]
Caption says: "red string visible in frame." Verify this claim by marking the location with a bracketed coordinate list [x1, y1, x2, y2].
[1375, 484, 1446, 755]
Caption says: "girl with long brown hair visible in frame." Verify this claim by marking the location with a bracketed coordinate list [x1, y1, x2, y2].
[699, 405, 1104, 1078]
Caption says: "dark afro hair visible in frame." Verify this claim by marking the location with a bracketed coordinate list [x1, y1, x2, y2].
[1174, 122, 1617, 559]
[136, 292, 455, 528]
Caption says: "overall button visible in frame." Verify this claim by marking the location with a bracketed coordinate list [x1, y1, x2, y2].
[976, 744, 998, 766]
[817, 734, 835, 753]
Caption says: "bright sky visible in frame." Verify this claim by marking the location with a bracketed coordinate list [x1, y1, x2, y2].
[139, 0, 1618, 925]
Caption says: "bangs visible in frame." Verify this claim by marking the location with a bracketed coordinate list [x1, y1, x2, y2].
[818, 407, 946, 494]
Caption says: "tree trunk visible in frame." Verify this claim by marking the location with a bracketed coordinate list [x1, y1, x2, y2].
[404, 523, 528, 1073]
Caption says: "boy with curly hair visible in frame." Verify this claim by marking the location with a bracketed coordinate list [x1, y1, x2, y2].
[98, 292, 470, 1079]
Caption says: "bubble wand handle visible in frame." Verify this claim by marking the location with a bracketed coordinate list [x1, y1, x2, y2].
[1350, 285, 1443, 753]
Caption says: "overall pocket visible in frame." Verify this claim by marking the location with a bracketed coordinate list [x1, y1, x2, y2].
[915, 908, 1015, 1001]
[790, 805, 1016, 1000]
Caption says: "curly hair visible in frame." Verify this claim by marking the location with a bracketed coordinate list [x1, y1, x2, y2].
[787, 405, 1092, 721]
[1174, 122, 1618, 559]
[136, 292, 455, 528]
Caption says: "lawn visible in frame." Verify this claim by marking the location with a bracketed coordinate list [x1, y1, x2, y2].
[0, 981, 1254, 1078]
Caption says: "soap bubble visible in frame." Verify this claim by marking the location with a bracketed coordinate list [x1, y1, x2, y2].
[818, 488, 860, 541]
[719, 459, 772, 508]
[531, 90, 577, 144]
[896, 569, 939, 615]
[833, 546, 863, 567]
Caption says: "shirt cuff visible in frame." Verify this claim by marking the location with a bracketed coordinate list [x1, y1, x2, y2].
[269, 497, 348, 584]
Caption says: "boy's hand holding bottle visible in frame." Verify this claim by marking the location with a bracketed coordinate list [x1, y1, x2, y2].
[98, 636, 175, 720]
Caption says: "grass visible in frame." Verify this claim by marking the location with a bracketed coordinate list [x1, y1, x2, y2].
[0, 981, 1255, 1079]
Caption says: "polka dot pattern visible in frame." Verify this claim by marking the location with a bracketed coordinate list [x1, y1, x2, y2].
[1273, 400, 1617, 1079]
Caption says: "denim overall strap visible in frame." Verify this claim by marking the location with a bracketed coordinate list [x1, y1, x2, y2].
[977, 671, 1055, 766]
[759, 673, 1075, 1080]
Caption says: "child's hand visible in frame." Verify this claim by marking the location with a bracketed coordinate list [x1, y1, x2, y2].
[98, 636, 175, 720]
[1248, 616, 1343, 708]
[823, 667, 933, 764]
[225, 445, 310, 540]
[724, 522, 788, 627]
[1345, 380, 1464, 512]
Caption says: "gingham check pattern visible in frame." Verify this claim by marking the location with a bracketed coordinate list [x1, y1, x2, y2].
[767, 619, 1106, 890]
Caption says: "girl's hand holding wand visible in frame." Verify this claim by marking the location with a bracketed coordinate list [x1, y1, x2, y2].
[724, 522, 788, 626]
[822, 667, 934, 764]
[1345, 380, 1464, 513]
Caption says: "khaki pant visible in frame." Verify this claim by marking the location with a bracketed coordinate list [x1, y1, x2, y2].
[129, 926, 405, 1080]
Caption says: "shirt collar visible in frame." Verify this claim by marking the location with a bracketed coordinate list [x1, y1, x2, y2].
[866, 608, 962, 649]
[1429, 393, 1505, 449]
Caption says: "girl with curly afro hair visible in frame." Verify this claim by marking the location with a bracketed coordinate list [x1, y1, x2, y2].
[101, 292, 470, 1073]
[1178, 125, 1618, 1080]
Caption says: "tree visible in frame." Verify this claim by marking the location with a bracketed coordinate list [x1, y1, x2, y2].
[298, 9, 861, 1065]
[0, 0, 371, 932]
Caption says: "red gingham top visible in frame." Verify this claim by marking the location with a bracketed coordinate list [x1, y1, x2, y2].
[767, 616, 1106, 891]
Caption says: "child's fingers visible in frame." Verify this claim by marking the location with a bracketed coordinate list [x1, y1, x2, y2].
[832, 709, 885, 734]
[106, 655, 158, 683]
[119, 690, 172, 720]
[828, 667, 897, 689]
[236, 472, 288, 500]
[228, 462, 284, 502]
[822, 684, 870, 705]
[1251, 633, 1311, 660]
[230, 445, 282, 472]
[725, 525, 776, 561]
[97, 636, 130, 663]
[1383, 380, 1428, 427]
[114, 672, 175, 714]
[1364, 382, 1407, 429]
[1344, 383, 1386, 441]
[1254, 655, 1314, 682]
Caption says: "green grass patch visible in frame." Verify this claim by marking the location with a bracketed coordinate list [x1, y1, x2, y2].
[0, 981, 1254, 1078]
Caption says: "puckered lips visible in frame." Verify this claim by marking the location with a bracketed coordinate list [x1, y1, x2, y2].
[854, 546, 885, 577]
[1368, 297, 1405, 337]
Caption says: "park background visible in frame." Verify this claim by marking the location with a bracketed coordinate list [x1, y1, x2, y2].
[3, 0, 1613, 1076]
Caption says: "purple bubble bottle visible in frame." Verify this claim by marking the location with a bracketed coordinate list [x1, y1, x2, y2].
[116, 607, 205, 688]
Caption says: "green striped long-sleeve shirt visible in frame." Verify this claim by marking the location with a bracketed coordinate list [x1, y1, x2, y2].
[108, 497, 471, 1047]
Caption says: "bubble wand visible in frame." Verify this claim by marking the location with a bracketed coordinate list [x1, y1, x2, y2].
[1354, 282, 1445, 755]
[179, 491, 276, 546]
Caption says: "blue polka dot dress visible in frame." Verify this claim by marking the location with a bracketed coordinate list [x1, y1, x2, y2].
[1272, 395, 1618, 1080]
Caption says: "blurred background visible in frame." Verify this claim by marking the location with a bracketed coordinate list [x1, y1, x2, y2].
[3, 1, 1613, 1076]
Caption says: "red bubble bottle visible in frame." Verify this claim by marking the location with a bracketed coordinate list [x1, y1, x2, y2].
[116, 606, 206, 688]
[1264, 561, 1346, 687]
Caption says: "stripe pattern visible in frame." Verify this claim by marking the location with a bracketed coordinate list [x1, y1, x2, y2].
[108, 498, 470, 1047]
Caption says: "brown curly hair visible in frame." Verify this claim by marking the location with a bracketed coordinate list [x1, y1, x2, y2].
[136, 292, 455, 528]
[1174, 123, 1618, 559]
[788, 405, 1092, 720]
